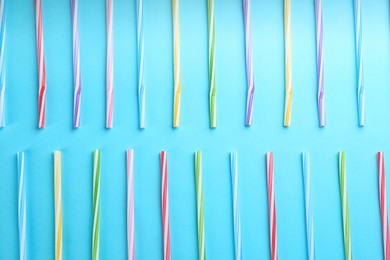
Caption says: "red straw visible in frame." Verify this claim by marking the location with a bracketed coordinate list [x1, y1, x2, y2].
[160, 151, 171, 260]
[266, 152, 278, 260]
[378, 152, 390, 260]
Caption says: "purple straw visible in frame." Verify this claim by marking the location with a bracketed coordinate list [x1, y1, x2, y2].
[72, 0, 82, 128]
[244, 0, 255, 126]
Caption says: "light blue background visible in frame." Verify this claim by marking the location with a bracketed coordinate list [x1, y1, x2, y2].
[0, 0, 389, 259]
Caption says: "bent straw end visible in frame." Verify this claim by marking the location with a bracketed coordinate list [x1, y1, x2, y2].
[209, 87, 217, 128]
[283, 91, 292, 127]
[106, 94, 114, 129]
[138, 84, 145, 129]
[73, 93, 81, 128]
[0, 109, 5, 128]
[317, 95, 326, 127]
[358, 93, 365, 127]
[38, 113, 45, 129]
[245, 88, 254, 126]
[209, 101, 217, 129]
[173, 86, 181, 128]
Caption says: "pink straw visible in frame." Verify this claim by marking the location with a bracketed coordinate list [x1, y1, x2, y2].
[106, 0, 114, 128]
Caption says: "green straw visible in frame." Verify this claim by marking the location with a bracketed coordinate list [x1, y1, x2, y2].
[208, 0, 216, 128]
[93, 150, 101, 260]
[195, 151, 206, 260]
[339, 151, 352, 260]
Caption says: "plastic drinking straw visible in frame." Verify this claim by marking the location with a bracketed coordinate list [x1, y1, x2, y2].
[353, 0, 365, 126]
[71, 0, 82, 128]
[315, 0, 325, 127]
[283, 0, 292, 127]
[266, 152, 278, 260]
[339, 151, 352, 260]
[172, 0, 181, 128]
[378, 152, 390, 260]
[243, 0, 254, 126]
[35, 0, 47, 128]
[127, 149, 135, 260]
[136, 0, 145, 129]
[160, 151, 171, 260]
[0, 0, 5, 128]
[230, 151, 241, 260]
[302, 152, 315, 260]
[93, 150, 101, 260]
[207, 0, 216, 128]
[106, 0, 114, 128]
[17, 152, 26, 260]
[195, 151, 206, 260]
[54, 151, 62, 260]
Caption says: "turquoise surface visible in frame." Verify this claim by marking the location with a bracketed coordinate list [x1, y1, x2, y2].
[0, 0, 389, 259]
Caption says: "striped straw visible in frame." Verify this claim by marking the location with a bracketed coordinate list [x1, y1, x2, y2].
[160, 151, 171, 260]
[0, 0, 5, 128]
[127, 149, 135, 260]
[302, 152, 315, 260]
[35, 0, 46, 128]
[93, 150, 101, 260]
[136, 0, 145, 129]
[106, 0, 114, 128]
[54, 151, 63, 260]
[338, 151, 352, 260]
[172, 0, 181, 128]
[283, 0, 292, 127]
[207, 0, 216, 128]
[315, 0, 325, 127]
[243, 0, 254, 126]
[230, 151, 241, 260]
[353, 0, 365, 126]
[266, 152, 278, 260]
[17, 152, 26, 260]
[71, 0, 82, 128]
[378, 152, 390, 260]
[195, 151, 206, 260]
